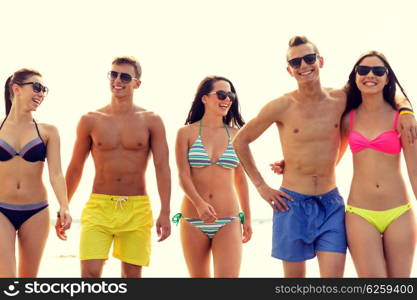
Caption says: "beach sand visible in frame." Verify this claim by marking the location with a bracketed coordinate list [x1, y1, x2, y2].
[37, 220, 416, 278]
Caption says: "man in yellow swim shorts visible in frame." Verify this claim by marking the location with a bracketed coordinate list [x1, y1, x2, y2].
[65, 56, 171, 278]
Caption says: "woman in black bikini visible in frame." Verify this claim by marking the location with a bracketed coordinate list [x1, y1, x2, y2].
[0, 68, 71, 277]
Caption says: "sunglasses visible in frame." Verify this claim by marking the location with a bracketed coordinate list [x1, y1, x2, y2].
[355, 65, 387, 77]
[19, 82, 49, 96]
[208, 90, 236, 101]
[287, 53, 318, 69]
[108, 71, 137, 83]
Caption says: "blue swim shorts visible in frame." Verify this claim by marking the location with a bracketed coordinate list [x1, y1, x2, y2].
[272, 187, 347, 262]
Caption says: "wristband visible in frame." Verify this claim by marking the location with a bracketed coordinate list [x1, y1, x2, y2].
[399, 107, 414, 113]
[400, 110, 414, 115]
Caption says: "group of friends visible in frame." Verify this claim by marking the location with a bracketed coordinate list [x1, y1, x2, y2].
[1, 36, 416, 278]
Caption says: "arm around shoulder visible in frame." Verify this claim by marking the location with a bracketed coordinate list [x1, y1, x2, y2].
[401, 132, 417, 200]
[396, 95, 417, 144]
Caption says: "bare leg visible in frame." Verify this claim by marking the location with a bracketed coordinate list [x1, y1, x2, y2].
[0, 213, 17, 277]
[121, 262, 142, 278]
[212, 220, 242, 278]
[316, 251, 346, 277]
[383, 210, 417, 277]
[17, 208, 49, 277]
[282, 261, 306, 278]
[346, 212, 387, 277]
[180, 219, 211, 277]
[81, 260, 106, 278]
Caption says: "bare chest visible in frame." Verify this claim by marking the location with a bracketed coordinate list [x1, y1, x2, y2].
[280, 103, 342, 143]
[91, 118, 150, 151]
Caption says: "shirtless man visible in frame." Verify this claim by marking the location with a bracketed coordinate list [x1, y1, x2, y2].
[232, 36, 416, 278]
[65, 56, 171, 278]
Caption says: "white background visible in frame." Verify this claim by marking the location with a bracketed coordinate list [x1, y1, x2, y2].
[1, 0, 416, 277]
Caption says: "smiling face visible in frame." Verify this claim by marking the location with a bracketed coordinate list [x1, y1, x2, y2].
[202, 80, 233, 117]
[12, 75, 46, 112]
[286, 43, 323, 84]
[109, 63, 140, 97]
[355, 56, 388, 95]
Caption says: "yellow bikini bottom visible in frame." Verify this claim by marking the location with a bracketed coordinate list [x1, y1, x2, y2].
[346, 203, 411, 234]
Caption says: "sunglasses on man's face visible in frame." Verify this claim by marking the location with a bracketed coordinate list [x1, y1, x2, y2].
[355, 65, 387, 77]
[108, 71, 136, 83]
[19, 82, 49, 96]
[208, 90, 236, 101]
[287, 53, 318, 69]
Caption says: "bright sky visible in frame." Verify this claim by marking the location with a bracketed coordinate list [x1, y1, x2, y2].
[1, 0, 417, 220]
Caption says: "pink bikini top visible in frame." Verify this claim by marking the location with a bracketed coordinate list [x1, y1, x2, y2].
[348, 110, 401, 154]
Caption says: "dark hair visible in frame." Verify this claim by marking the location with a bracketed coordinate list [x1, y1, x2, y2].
[343, 51, 411, 115]
[4, 68, 41, 116]
[112, 56, 142, 79]
[185, 76, 245, 128]
[287, 35, 320, 60]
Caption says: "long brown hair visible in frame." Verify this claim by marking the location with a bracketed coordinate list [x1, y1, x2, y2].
[343, 51, 411, 115]
[185, 76, 245, 128]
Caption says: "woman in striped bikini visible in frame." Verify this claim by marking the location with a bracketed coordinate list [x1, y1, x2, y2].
[174, 76, 252, 277]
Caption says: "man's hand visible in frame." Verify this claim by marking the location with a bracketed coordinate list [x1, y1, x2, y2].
[257, 183, 293, 212]
[55, 207, 72, 240]
[399, 113, 417, 144]
[156, 212, 171, 242]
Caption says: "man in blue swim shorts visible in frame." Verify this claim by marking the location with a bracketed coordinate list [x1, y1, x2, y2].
[272, 187, 346, 263]
[233, 36, 350, 277]
[233, 36, 416, 277]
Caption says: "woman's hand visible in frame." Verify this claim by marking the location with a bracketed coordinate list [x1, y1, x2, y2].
[242, 220, 253, 243]
[195, 201, 217, 223]
[55, 207, 72, 240]
[270, 160, 285, 174]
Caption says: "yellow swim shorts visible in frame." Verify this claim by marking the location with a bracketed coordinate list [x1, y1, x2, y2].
[80, 193, 153, 266]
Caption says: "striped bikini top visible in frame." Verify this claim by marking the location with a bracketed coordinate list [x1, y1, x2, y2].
[188, 120, 239, 169]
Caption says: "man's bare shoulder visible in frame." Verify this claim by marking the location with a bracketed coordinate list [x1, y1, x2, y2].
[132, 108, 168, 132]
[76, 111, 103, 131]
[80, 112, 100, 121]
[135, 108, 164, 124]
[260, 93, 293, 115]
[326, 87, 347, 102]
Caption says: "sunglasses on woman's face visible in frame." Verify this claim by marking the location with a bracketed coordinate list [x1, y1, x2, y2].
[19, 82, 49, 96]
[287, 53, 318, 69]
[355, 65, 387, 77]
[108, 71, 136, 83]
[208, 90, 236, 101]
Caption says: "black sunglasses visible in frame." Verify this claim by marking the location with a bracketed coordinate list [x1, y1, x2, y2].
[288, 53, 318, 69]
[208, 90, 236, 101]
[356, 65, 387, 77]
[19, 82, 49, 96]
[108, 71, 136, 83]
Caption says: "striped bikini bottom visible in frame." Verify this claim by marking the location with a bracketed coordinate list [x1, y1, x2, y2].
[172, 212, 245, 239]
